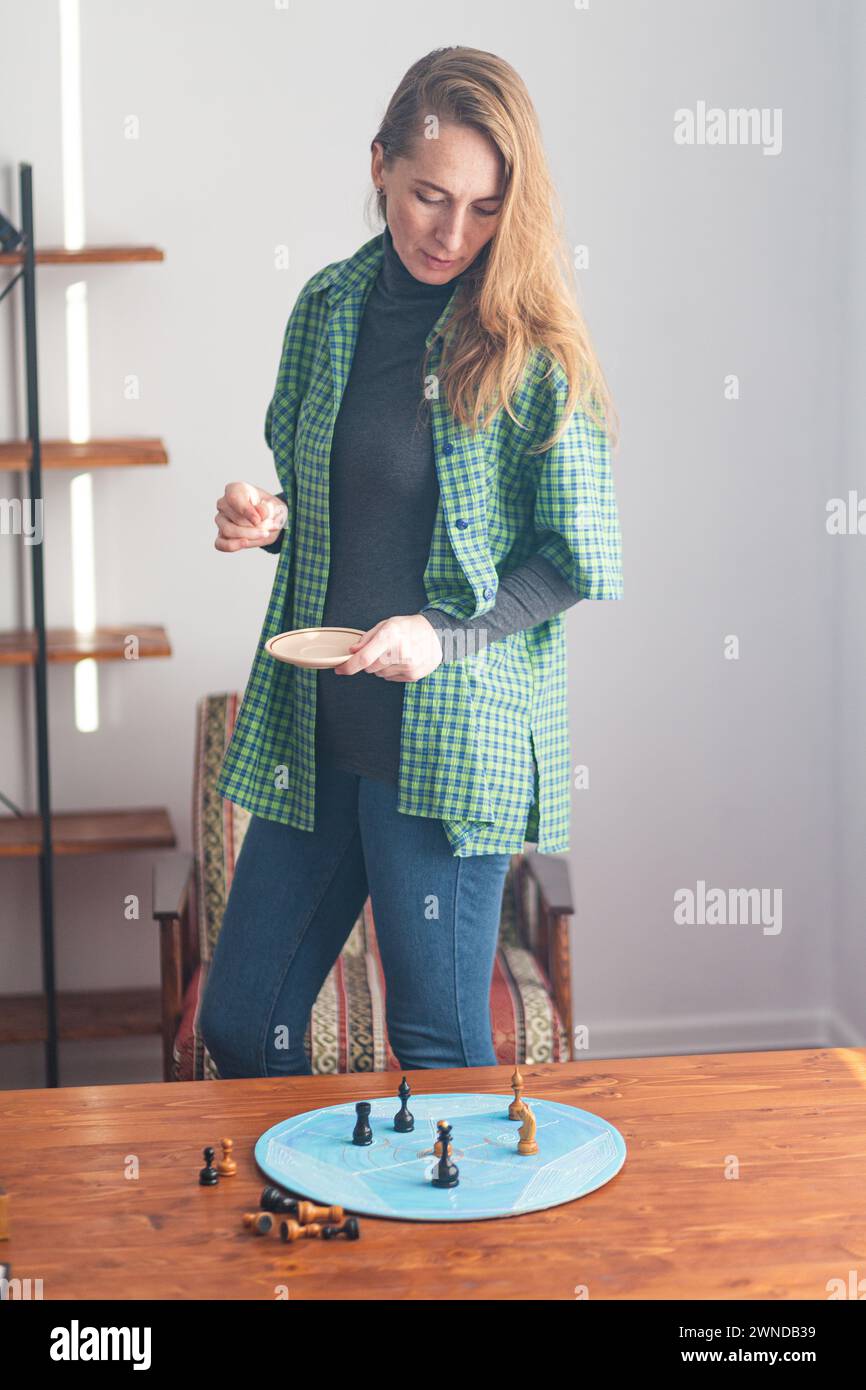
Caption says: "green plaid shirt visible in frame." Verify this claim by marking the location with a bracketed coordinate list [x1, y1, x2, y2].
[216, 231, 623, 855]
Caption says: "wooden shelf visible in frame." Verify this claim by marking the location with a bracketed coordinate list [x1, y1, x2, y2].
[0, 808, 176, 858]
[0, 245, 164, 265]
[0, 438, 168, 470]
[0, 625, 172, 666]
[0, 987, 162, 1044]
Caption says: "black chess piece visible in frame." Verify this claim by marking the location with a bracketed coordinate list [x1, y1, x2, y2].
[352, 1101, 373, 1146]
[322, 1216, 361, 1241]
[260, 1185, 295, 1215]
[431, 1122, 459, 1189]
[393, 1076, 414, 1133]
[198, 1146, 219, 1186]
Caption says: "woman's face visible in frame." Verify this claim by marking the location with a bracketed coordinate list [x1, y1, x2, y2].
[371, 121, 504, 284]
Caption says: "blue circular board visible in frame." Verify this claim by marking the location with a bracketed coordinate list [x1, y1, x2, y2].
[254, 1092, 627, 1222]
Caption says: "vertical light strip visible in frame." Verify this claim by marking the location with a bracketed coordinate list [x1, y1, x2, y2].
[59, 0, 84, 251]
[59, 0, 99, 731]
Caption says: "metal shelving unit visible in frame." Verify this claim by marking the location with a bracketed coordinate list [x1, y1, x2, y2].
[0, 162, 175, 1086]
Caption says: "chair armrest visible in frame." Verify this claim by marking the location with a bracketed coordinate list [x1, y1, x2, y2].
[152, 850, 194, 921]
[522, 850, 574, 915]
[514, 851, 575, 1060]
[151, 852, 196, 1082]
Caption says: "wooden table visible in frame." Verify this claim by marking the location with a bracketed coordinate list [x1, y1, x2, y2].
[1, 1047, 862, 1301]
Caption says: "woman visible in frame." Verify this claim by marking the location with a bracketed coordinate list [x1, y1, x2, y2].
[200, 46, 623, 1078]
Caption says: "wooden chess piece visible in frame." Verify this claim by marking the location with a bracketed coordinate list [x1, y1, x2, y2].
[260, 1185, 295, 1214]
[279, 1218, 324, 1242]
[242, 1211, 275, 1235]
[217, 1137, 237, 1177]
[431, 1122, 460, 1188]
[433, 1119, 452, 1158]
[508, 1066, 526, 1120]
[322, 1216, 361, 1240]
[295, 1200, 344, 1226]
[198, 1146, 219, 1185]
[517, 1101, 539, 1155]
[259, 1188, 342, 1223]
[352, 1101, 373, 1146]
[394, 1076, 414, 1133]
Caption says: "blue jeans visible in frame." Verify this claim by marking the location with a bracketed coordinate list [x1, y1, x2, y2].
[199, 761, 513, 1077]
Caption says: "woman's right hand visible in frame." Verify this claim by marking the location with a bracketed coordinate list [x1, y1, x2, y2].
[214, 482, 289, 552]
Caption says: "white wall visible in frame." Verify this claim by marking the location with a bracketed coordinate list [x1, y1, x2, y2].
[836, 0, 866, 1049]
[0, 0, 861, 1086]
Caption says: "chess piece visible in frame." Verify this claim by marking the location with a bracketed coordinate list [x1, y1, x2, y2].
[242, 1211, 275, 1235]
[279, 1218, 324, 1242]
[260, 1192, 345, 1227]
[433, 1119, 452, 1158]
[508, 1066, 526, 1121]
[294, 1200, 344, 1226]
[517, 1101, 539, 1155]
[394, 1076, 414, 1133]
[352, 1101, 373, 1146]
[198, 1146, 219, 1185]
[260, 1185, 295, 1215]
[322, 1216, 361, 1241]
[431, 1122, 459, 1188]
[217, 1137, 237, 1177]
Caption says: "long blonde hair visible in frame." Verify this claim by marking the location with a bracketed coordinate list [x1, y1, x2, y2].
[369, 46, 618, 454]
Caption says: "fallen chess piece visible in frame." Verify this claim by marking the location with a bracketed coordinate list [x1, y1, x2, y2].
[259, 1187, 343, 1224]
[322, 1217, 361, 1241]
[242, 1211, 276, 1235]
[279, 1218, 324, 1242]
[294, 1200, 344, 1226]
[260, 1185, 294, 1215]
[517, 1102, 539, 1155]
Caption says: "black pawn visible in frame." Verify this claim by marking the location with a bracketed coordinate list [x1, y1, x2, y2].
[352, 1101, 373, 1146]
[394, 1076, 414, 1133]
[198, 1146, 219, 1186]
[322, 1216, 361, 1241]
[431, 1122, 459, 1189]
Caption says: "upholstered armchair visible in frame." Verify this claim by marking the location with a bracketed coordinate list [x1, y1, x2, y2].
[152, 694, 575, 1080]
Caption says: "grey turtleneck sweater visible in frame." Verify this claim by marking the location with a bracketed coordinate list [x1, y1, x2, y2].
[264, 223, 582, 785]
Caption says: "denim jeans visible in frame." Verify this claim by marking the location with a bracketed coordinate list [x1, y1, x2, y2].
[199, 761, 513, 1077]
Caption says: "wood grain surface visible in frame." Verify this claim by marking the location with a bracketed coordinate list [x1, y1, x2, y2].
[1, 1048, 863, 1301]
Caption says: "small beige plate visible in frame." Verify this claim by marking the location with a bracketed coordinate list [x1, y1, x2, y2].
[265, 626, 366, 670]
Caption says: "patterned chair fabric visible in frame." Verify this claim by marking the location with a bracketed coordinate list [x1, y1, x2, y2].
[174, 694, 567, 1080]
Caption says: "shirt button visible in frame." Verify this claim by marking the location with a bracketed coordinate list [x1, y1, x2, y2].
[482, 586, 495, 601]
[443, 441, 455, 456]
[455, 518, 468, 529]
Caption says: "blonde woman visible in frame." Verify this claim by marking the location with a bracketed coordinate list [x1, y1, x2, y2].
[202, 46, 622, 1078]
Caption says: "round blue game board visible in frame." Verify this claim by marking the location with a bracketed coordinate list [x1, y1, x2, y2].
[254, 1092, 627, 1222]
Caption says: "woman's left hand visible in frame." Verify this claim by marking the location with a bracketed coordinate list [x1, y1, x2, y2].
[334, 614, 444, 682]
